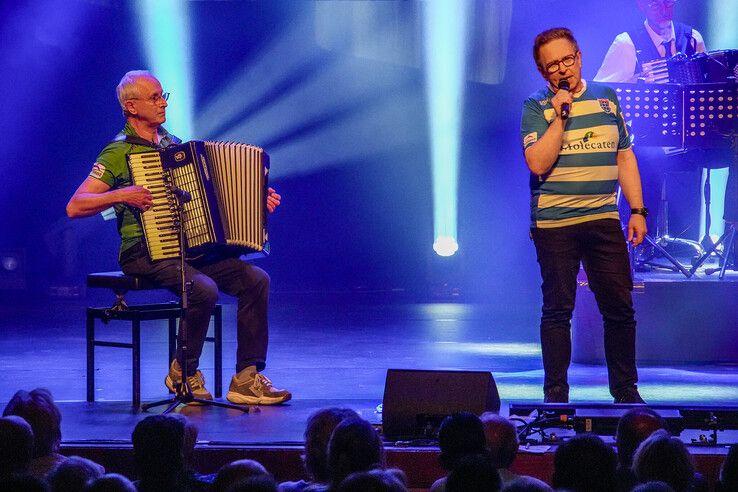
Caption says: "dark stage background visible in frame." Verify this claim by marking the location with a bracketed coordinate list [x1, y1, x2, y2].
[0, 0, 708, 303]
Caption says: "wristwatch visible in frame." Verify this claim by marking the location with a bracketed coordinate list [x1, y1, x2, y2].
[631, 207, 649, 217]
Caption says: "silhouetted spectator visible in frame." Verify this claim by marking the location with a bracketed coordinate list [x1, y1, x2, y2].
[212, 459, 270, 492]
[0, 474, 49, 492]
[224, 474, 279, 492]
[445, 454, 501, 492]
[614, 407, 668, 492]
[631, 481, 676, 492]
[327, 417, 384, 490]
[336, 469, 408, 492]
[169, 413, 212, 488]
[552, 434, 616, 492]
[3, 388, 67, 479]
[431, 412, 488, 492]
[83, 473, 137, 492]
[632, 429, 705, 492]
[48, 456, 105, 492]
[482, 413, 528, 485]
[0, 415, 34, 479]
[132, 414, 205, 492]
[501, 475, 552, 492]
[718, 444, 738, 492]
[280, 407, 359, 492]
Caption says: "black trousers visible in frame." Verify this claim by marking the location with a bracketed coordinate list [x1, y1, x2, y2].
[531, 219, 638, 397]
[725, 162, 737, 223]
[120, 243, 270, 374]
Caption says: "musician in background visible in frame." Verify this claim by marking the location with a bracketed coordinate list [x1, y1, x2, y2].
[594, 0, 705, 84]
[595, 0, 708, 241]
[522, 28, 647, 404]
[67, 70, 291, 406]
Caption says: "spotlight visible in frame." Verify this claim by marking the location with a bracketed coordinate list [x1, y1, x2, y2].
[433, 236, 459, 257]
[0, 249, 26, 290]
[2, 256, 18, 271]
[423, 0, 468, 259]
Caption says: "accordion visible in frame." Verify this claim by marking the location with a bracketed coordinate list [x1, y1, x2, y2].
[126, 140, 270, 261]
[641, 50, 738, 84]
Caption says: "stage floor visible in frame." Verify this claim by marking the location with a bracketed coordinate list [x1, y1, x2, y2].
[1, 274, 738, 445]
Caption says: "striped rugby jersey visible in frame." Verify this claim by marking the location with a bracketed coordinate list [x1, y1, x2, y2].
[521, 80, 632, 229]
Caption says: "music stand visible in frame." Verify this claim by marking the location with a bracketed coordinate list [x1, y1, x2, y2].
[142, 190, 248, 414]
[681, 83, 738, 276]
[695, 224, 736, 278]
[613, 83, 700, 276]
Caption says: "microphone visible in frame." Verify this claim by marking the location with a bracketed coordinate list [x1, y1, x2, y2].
[558, 79, 571, 120]
[172, 187, 191, 204]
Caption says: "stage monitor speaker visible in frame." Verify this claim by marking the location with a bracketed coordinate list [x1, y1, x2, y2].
[382, 369, 501, 441]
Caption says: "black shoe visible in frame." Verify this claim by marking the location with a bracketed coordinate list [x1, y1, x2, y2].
[613, 387, 646, 404]
[544, 387, 569, 403]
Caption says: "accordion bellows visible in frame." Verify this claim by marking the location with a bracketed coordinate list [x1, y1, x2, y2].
[127, 140, 269, 261]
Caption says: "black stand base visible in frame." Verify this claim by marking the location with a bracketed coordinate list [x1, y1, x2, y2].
[690, 224, 737, 278]
[141, 190, 248, 414]
[142, 392, 249, 413]
[635, 234, 693, 277]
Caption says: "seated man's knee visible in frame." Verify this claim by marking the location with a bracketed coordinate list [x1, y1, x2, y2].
[237, 263, 270, 292]
[190, 274, 219, 306]
[254, 266, 270, 290]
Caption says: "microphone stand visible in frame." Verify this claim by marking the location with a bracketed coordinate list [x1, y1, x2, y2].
[142, 188, 248, 413]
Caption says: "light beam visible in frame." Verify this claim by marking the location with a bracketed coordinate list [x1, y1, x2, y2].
[423, 0, 468, 256]
[135, 0, 194, 140]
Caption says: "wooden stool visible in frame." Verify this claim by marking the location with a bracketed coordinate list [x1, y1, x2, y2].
[86, 271, 222, 408]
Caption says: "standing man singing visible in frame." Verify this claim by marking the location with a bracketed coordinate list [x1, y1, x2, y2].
[67, 70, 291, 405]
[521, 28, 647, 404]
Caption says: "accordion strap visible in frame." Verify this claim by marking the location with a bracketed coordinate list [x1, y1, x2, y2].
[111, 134, 159, 148]
[110, 131, 182, 148]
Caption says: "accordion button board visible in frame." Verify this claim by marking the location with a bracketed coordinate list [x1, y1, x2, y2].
[127, 140, 269, 262]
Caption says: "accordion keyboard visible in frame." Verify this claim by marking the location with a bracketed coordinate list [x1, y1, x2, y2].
[126, 152, 181, 260]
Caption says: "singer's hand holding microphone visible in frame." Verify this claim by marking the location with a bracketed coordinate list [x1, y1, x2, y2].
[553, 79, 573, 120]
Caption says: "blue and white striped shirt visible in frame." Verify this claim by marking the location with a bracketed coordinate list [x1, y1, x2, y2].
[521, 80, 631, 229]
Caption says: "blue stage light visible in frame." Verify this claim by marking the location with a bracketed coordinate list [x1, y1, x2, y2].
[700, 168, 730, 240]
[135, 0, 194, 140]
[701, 0, 738, 239]
[423, 0, 468, 257]
[708, 0, 738, 49]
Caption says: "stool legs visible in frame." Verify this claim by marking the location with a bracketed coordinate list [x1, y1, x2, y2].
[168, 317, 177, 365]
[214, 305, 223, 398]
[86, 309, 95, 403]
[132, 319, 141, 409]
[86, 304, 223, 406]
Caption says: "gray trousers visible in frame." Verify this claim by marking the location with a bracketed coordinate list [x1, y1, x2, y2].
[121, 242, 270, 374]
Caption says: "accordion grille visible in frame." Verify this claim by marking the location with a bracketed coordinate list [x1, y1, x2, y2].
[204, 141, 268, 251]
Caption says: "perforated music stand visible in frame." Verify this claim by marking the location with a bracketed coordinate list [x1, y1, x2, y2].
[682, 83, 738, 276]
[613, 84, 701, 276]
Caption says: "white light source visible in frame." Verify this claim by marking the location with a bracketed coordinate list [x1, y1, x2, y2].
[433, 236, 459, 257]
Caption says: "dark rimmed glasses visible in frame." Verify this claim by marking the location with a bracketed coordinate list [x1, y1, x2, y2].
[543, 52, 578, 74]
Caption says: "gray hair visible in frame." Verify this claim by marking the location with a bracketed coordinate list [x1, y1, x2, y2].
[116, 70, 153, 112]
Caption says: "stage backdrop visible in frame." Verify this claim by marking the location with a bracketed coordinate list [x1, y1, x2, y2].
[0, 0, 708, 302]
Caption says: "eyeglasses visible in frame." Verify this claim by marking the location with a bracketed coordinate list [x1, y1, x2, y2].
[647, 0, 676, 7]
[543, 52, 578, 74]
[129, 92, 170, 104]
